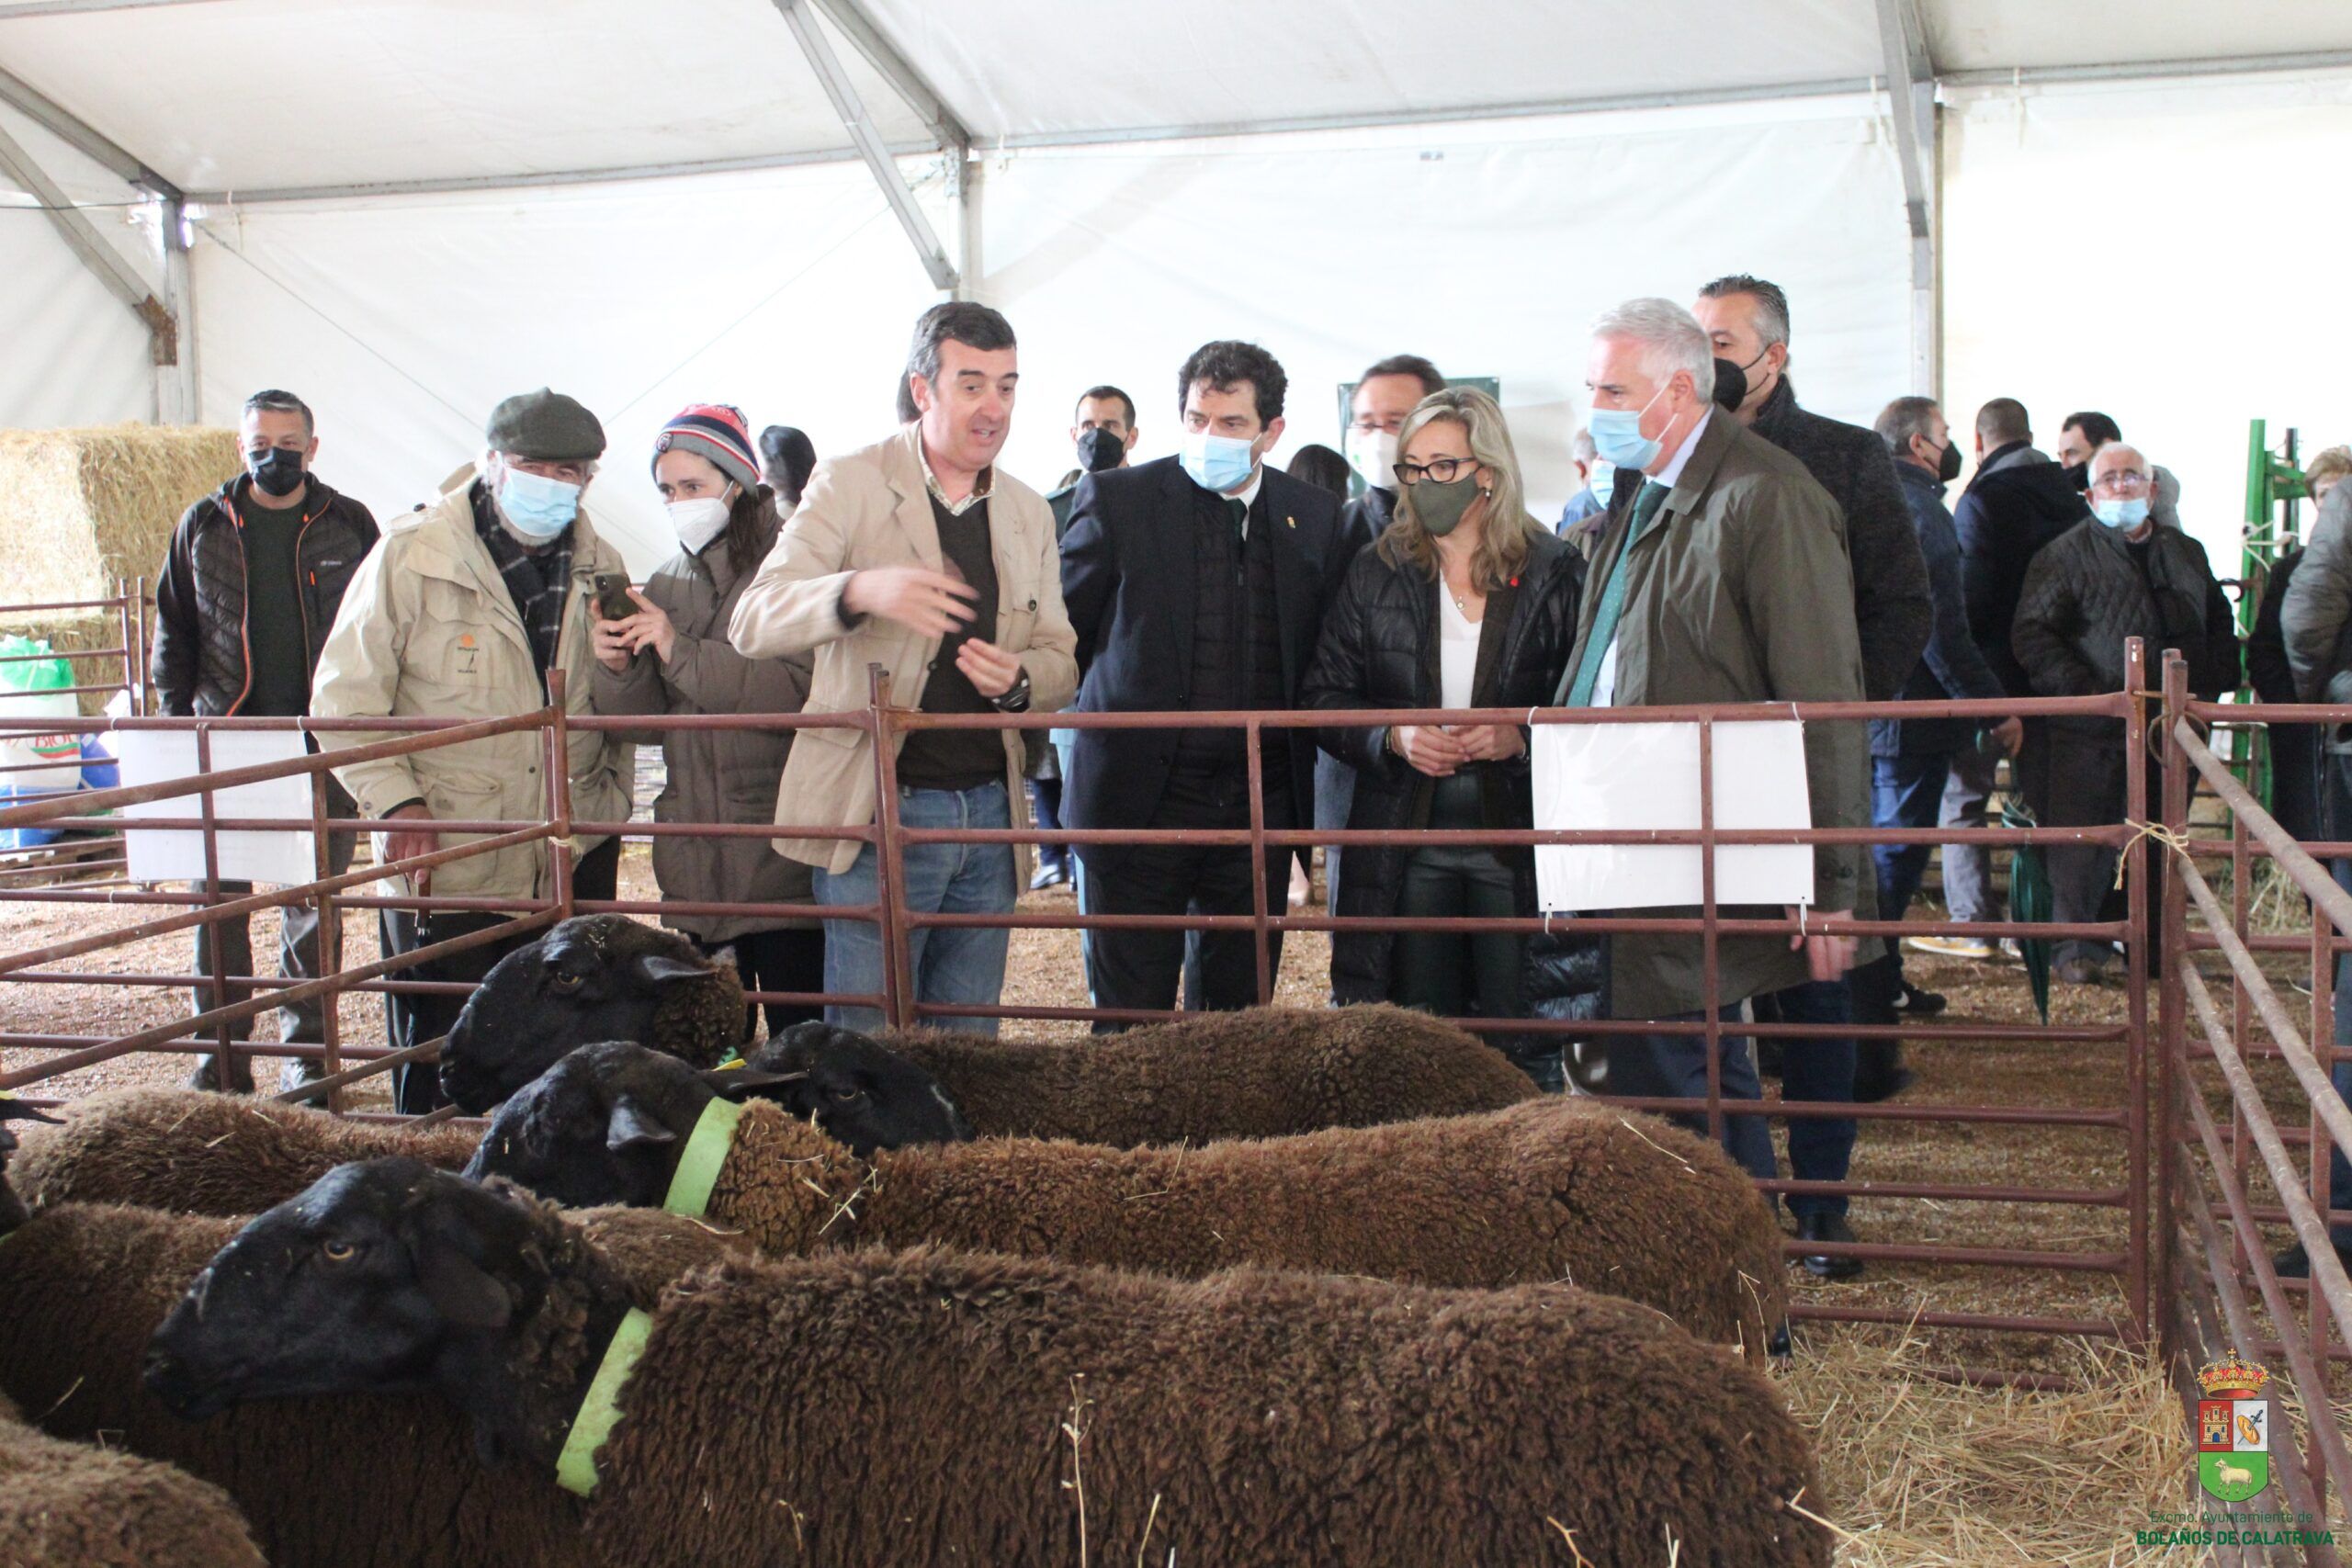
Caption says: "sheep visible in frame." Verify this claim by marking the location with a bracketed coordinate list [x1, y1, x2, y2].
[764, 1005, 1544, 1148]
[10, 1084, 487, 1216]
[438, 912, 751, 1111]
[0, 1195, 752, 1568]
[0, 1096, 60, 1233]
[469, 1042, 1790, 1353]
[149, 1158, 1833, 1567]
[440, 912, 1544, 1142]
[2213, 1459, 2255, 1488]
[0, 1388, 266, 1568]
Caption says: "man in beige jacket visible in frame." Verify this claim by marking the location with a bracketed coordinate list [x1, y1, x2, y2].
[729, 303, 1076, 1033]
[311, 388, 633, 1109]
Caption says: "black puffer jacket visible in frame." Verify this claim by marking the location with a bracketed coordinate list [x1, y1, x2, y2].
[1748, 377, 1931, 702]
[151, 474, 379, 716]
[1300, 525, 1584, 1003]
[1952, 442, 2089, 698]
[2011, 518, 2239, 824]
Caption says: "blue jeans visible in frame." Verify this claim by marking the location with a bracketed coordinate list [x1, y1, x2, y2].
[1754, 978, 1858, 1219]
[1605, 1007, 1776, 1187]
[815, 781, 1014, 1035]
[1872, 751, 1953, 982]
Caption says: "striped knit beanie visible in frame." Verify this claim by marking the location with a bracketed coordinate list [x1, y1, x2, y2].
[651, 404, 759, 492]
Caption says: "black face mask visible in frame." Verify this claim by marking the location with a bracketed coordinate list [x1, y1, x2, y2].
[1925, 434, 1963, 484]
[249, 446, 307, 498]
[1075, 426, 1125, 474]
[1710, 357, 1747, 414]
[2061, 459, 2090, 492]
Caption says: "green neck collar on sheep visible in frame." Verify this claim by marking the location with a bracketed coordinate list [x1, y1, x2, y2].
[661, 1096, 743, 1220]
[553, 1306, 652, 1497]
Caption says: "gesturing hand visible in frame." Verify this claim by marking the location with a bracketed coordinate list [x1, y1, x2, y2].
[1391, 725, 1467, 777]
[842, 567, 978, 637]
[955, 637, 1022, 699]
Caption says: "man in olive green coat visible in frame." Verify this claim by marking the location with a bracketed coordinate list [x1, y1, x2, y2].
[1556, 299, 1871, 1232]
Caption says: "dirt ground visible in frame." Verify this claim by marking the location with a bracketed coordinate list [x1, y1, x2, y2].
[2, 840, 2344, 1563]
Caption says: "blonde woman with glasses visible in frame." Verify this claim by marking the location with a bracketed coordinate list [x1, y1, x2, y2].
[1301, 388, 1585, 1088]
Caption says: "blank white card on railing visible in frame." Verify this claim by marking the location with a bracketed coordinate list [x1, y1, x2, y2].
[1531, 719, 1815, 913]
[117, 730, 319, 886]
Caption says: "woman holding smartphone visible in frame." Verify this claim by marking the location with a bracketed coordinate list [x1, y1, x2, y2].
[1301, 387, 1583, 1086]
[591, 403, 821, 1039]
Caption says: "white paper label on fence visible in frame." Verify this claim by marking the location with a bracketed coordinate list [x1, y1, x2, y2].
[117, 730, 319, 886]
[1532, 720, 1814, 912]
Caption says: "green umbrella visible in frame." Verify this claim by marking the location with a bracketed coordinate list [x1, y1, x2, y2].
[2003, 797, 2052, 1023]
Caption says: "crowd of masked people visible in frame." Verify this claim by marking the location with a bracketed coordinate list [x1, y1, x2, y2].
[148, 273, 2344, 1280]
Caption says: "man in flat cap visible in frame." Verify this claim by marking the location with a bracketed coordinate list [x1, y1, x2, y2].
[312, 389, 635, 1111]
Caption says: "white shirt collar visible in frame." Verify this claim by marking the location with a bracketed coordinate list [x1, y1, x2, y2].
[1651, 407, 1712, 491]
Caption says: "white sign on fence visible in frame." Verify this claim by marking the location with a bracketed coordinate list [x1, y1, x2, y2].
[1532, 719, 1815, 913]
[117, 730, 319, 886]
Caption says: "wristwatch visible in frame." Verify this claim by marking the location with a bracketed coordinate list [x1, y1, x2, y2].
[991, 669, 1033, 713]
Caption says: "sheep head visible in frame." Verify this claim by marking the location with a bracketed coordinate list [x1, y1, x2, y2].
[439, 915, 747, 1113]
[0, 1097, 62, 1236]
[464, 1042, 801, 1210]
[749, 1023, 976, 1157]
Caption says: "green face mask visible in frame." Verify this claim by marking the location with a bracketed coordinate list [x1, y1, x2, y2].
[1413, 473, 1481, 536]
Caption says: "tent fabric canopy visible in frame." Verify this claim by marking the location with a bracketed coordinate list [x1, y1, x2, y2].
[1, 0, 2346, 198]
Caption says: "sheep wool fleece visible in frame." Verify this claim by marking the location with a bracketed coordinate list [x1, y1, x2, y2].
[584, 1246, 1831, 1567]
[707, 1093, 1789, 1352]
[0, 1387, 265, 1568]
[0, 1201, 752, 1568]
[10, 1087, 484, 1216]
[876, 1001, 1540, 1145]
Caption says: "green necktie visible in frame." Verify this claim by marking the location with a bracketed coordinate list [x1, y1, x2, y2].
[1560, 479, 1670, 707]
[1226, 496, 1249, 544]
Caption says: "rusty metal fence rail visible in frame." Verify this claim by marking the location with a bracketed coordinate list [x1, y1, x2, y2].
[2160, 652, 2352, 1551]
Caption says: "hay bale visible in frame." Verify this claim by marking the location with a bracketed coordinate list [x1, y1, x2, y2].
[0, 424, 239, 610]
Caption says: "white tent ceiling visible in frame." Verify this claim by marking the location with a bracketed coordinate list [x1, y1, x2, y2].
[3, 0, 2348, 202]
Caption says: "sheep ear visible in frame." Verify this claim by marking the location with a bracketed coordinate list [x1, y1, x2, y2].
[631, 953, 711, 987]
[606, 1094, 678, 1154]
[703, 1067, 806, 1102]
[417, 1240, 514, 1331]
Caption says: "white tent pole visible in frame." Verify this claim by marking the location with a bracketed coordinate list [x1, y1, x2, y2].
[0, 61, 177, 196]
[1873, 0, 1938, 398]
[155, 192, 196, 422]
[805, 0, 969, 155]
[0, 0, 209, 16]
[771, 0, 958, 294]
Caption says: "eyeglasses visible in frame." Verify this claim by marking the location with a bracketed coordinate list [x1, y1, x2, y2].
[1393, 457, 1480, 486]
[505, 457, 596, 485]
[2089, 469, 2151, 491]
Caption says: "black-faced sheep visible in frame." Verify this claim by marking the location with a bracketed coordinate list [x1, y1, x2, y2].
[439, 913, 750, 1111]
[149, 1159, 1833, 1567]
[0, 1389, 266, 1568]
[0, 1195, 752, 1568]
[10, 1085, 487, 1216]
[438, 912, 1544, 1142]
[469, 1042, 1790, 1352]
[0, 1097, 60, 1234]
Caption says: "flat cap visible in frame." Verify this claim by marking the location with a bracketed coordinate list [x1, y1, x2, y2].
[484, 388, 605, 462]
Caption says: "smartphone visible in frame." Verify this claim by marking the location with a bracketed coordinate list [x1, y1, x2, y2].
[593, 573, 636, 623]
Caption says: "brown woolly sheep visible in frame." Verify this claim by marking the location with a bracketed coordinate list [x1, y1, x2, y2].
[151, 1160, 1833, 1567]
[441, 914, 1541, 1141]
[472, 1043, 1789, 1353]
[0, 1196, 752, 1568]
[11, 1086, 485, 1215]
[806, 1002, 1544, 1146]
[0, 1388, 266, 1568]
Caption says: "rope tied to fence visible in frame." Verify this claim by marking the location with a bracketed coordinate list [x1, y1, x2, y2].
[2112, 818, 2195, 890]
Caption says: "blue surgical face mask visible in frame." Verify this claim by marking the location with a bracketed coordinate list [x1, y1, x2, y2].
[1588, 458, 1617, 507]
[494, 463, 582, 540]
[1588, 384, 1669, 471]
[1181, 429, 1258, 493]
[2093, 496, 2150, 530]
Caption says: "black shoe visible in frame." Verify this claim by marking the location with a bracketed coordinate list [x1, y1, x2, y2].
[1767, 1324, 1792, 1358]
[2273, 1238, 2352, 1280]
[1794, 1213, 1864, 1280]
[187, 1054, 254, 1095]
[1892, 982, 1946, 1016]
[1850, 1065, 1917, 1103]
[1028, 860, 1070, 891]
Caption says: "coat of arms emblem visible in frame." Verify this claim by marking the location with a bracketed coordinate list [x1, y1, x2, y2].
[2196, 1350, 2271, 1503]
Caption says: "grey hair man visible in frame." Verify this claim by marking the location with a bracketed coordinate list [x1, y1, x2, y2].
[2055, 411, 2183, 530]
[1557, 424, 1611, 547]
[151, 389, 379, 1095]
[1556, 297, 1872, 1276]
[2012, 440, 2236, 983]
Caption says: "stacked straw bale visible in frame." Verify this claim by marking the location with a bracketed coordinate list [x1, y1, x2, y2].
[0, 423, 239, 610]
